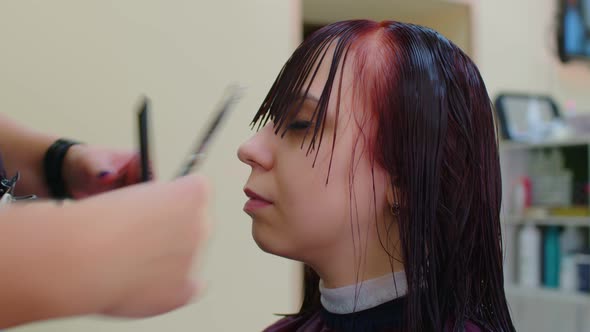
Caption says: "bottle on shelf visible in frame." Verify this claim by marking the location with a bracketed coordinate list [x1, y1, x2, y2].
[561, 225, 585, 255]
[543, 226, 560, 288]
[560, 226, 585, 291]
[518, 223, 541, 288]
[512, 177, 528, 216]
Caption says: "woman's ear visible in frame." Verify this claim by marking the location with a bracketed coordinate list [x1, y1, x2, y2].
[386, 175, 400, 206]
[386, 175, 402, 217]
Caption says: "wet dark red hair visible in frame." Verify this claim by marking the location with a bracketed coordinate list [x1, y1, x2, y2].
[251, 20, 514, 332]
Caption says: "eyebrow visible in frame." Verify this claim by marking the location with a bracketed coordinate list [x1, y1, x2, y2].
[297, 92, 320, 104]
[291, 93, 323, 121]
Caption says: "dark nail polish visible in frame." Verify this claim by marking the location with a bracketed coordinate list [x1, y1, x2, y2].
[98, 171, 111, 178]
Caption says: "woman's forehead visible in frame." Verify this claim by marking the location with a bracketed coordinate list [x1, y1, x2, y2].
[302, 46, 358, 109]
[252, 28, 370, 141]
[303, 41, 356, 91]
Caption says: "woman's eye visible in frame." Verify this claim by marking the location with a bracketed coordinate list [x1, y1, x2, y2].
[287, 121, 312, 131]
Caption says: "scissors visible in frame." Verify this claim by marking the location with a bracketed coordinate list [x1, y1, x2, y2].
[176, 84, 243, 177]
[137, 84, 243, 182]
[0, 172, 37, 205]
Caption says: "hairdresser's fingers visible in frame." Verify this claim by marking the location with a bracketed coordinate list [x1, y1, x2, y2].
[97, 175, 211, 317]
[171, 174, 211, 210]
[95, 153, 152, 187]
[64, 146, 145, 197]
[101, 279, 199, 318]
[114, 154, 145, 186]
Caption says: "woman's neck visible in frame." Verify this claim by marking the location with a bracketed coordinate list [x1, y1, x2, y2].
[310, 246, 404, 289]
[304, 213, 403, 289]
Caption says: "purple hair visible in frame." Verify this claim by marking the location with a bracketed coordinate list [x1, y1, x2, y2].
[252, 20, 514, 332]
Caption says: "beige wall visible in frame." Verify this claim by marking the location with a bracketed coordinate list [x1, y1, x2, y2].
[414, 5, 472, 57]
[303, 0, 472, 56]
[1, 1, 301, 331]
[472, 0, 590, 112]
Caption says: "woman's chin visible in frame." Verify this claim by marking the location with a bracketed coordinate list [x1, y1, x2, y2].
[251, 225, 298, 260]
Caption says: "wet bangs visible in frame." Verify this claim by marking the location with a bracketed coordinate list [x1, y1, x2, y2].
[251, 20, 379, 160]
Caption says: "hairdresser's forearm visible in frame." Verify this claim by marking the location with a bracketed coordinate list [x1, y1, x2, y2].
[0, 203, 99, 328]
[0, 113, 57, 196]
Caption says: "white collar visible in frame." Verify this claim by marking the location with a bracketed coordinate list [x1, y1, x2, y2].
[319, 271, 407, 314]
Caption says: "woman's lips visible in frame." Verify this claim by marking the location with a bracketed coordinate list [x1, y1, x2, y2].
[243, 188, 272, 213]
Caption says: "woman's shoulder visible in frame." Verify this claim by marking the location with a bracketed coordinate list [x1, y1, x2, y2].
[463, 320, 485, 332]
[264, 313, 485, 332]
[446, 320, 485, 332]
[263, 311, 327, 332]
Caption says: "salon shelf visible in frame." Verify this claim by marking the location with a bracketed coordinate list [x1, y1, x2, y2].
[499, 137, 590, 151]
[505, 286, 590, 305]
[502, 215, 590, 227]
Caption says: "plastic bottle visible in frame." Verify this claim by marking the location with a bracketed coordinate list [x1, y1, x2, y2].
[519, 223, 541, 287]
[512, 179, 527, 216]
[560, 254, 577, 291]
[561, 225, 584, 255]
[560, 226, 584, 291]
[543, 226, 561, 288]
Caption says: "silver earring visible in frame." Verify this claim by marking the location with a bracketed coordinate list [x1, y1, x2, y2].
[390, 203, 400, 216]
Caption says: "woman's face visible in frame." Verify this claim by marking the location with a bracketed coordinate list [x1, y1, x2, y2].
[237, 49, 392, 267]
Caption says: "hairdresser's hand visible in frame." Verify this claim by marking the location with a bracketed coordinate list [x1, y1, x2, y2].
[62, 144, 149, 198]
[76, 174, 211, 317]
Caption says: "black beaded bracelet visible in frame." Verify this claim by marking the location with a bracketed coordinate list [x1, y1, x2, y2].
[43, 138, 80, 199]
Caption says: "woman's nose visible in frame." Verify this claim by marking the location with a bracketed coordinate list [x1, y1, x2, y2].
[237, 124, 275, 170]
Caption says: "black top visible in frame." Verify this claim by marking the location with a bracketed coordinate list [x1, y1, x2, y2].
[264, 297, 405, 332]
[320, 297, 405, 332]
